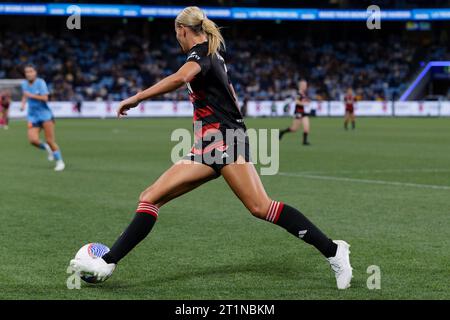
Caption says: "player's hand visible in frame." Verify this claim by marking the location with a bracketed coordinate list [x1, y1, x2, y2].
[117, 95, 140, 118]
[23, 91, 33, 98]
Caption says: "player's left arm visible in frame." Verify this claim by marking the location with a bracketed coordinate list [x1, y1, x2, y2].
[229, 82, 238, 103]
[23, 79, 49, 102]
[117, 62, 201, 117]
[23, 92, 49, 102]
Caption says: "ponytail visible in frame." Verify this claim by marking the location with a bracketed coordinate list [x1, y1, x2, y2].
[176, 6, 226, 56]
[201, 18, 226, 56]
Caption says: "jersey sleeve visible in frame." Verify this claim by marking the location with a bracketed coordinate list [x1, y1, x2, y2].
[186, 49, 211, 75]
[21, 80, 27, 93]
[38, 79, 50, 95]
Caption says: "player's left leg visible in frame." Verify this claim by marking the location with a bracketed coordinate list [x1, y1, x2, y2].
[71, 160, 217, 279]
[100, 160, 217, 265]
[42, 120, 65, 171]
[221, 160, 352, 289]
[301, 116, 310, 145]
[279, 117, 301, 140]
[3, 107, 9, 129]
[0, 108, 4, 128]
[27, 125, 50, 152]
[351, 112, 356, 130]
[344, 111, 350, 130]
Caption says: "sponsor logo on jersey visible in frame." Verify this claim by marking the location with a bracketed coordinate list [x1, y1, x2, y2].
[188, 51, 201, 61]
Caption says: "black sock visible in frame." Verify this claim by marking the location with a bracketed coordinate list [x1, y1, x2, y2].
[352, 121, 355, 129]
[102, 202, 159, 264]
[344, 122, 348, 130]
[279, 127, 291, 139]
[265, 201, 337, 258]
[303, 132, 309, 144]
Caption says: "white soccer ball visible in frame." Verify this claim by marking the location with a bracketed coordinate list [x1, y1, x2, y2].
[74, 243, 111, 283]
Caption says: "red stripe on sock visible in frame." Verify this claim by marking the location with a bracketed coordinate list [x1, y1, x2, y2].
[273, 202, 284, 224]
[136, 202, 159, 218]
[266, 201, 276, 222]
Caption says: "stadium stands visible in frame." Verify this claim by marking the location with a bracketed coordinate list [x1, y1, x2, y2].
[0, 22, 448, 102]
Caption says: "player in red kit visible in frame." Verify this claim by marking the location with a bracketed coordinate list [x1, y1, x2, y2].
[279, 80, 311, 145]
[70, 6, 352, 290]
[0, 90, 11, 130]
[344, 88, 356, 130]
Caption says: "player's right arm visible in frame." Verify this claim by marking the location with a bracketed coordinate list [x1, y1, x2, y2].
[20, 81, 26, 111]
[20, 95, 26, 112]
[117, 61, 201, 117]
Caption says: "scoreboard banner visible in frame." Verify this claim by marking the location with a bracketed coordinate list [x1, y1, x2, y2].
[0, 3, 449, 21]
[7, 101, 450, 119]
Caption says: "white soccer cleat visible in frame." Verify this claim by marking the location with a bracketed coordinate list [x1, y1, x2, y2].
[54, 160, 65, 171]
[327, 240, 353, 289]
[70, 257, 116, 283]
[43, 143, 54, 161]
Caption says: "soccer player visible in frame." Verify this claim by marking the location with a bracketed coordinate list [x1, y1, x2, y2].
[279, 80, 311, 145]
[0, 90, 11, 130]
[21, 65, 65, 171]
[71, 7, 352, 289]
[344, 88, 356, 130]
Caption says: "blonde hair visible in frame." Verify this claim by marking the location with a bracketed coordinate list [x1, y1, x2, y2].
[175, 6, 225, 56]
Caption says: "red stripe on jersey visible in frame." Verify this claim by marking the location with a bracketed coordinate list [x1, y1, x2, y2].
[193, 106, 214, 121]
[192, 140, 226, 155]
[194, 122, 220, 139]
[189, 91, 206, 103]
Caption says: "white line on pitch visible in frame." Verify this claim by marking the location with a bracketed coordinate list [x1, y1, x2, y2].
[278, 172, 450, 190]
[292, 168, 450, 175]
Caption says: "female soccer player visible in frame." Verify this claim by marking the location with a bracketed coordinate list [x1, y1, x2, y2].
[0, 90, 11, 130]
[21, 65, 65, 171]
[279, 80, 311, 145]
[71, 7, 352, 289]
[344, 87, 356, 130]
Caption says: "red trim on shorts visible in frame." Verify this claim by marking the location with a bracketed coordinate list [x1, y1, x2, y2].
[192, 140, 226, 155]
[194, 122, 220, 139]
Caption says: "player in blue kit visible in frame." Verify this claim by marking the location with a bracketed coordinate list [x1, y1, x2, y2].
[21, 65, 65, 171]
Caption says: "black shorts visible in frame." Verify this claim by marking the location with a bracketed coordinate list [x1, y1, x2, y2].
[184, 134, 252, 177]
[294, 112, 310, 119]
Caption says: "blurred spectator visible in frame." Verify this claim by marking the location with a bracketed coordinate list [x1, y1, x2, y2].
[0, 30, 447, 101]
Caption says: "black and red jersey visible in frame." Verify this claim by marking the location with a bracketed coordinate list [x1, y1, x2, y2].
[345, 94, 355, 111]
[185, 42, 246, 153]
[0, 94, 10, 109]
[294, 92, 309, 114]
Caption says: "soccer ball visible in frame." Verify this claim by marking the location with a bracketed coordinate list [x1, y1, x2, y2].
[74, 243, 111, 283]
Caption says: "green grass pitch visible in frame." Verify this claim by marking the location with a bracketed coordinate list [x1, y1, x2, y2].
[0, 117, 449, 300]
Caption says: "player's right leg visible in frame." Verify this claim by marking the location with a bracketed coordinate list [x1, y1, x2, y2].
[351, 112, 356, 130]
[0, 108, 4, 128]
[27, 123, 53, 159]
[3, 108, 8, 129]
[301, 116, 310, 145]
[344, 111, 349, 130]
[221, 160, 352, 289]
[279, 117, 301, 140]
[70, 160, 217, 277]
[42, 120, 65, 171]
